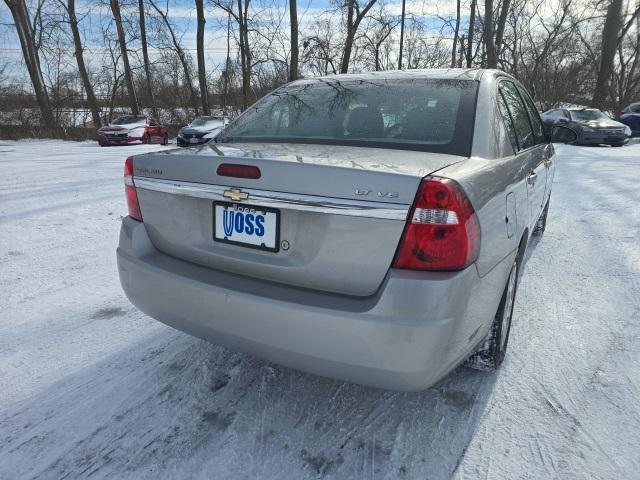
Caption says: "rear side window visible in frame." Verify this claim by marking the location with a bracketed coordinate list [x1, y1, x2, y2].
[499, 81, 535, 151]
[519, 89, 545, 144]
[497, 91, 518, 152]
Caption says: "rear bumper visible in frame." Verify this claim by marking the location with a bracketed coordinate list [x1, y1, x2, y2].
[176, 136, 209, 147]
[117, 217, 511, 390]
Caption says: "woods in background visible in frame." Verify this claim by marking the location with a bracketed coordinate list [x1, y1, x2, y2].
[2, 0, 640, 136]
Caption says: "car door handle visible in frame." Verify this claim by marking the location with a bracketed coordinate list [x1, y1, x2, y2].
[527, 171, 537, 186]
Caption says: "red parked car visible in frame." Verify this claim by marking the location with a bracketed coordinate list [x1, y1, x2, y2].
[97, 115, 169, 146]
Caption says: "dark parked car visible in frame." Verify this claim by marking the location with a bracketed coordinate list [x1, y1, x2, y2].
[619, 102, 640, 136]
[98, 115, 168, 146]
[540, 107, 630, 147]
[177, 116, 228, 147]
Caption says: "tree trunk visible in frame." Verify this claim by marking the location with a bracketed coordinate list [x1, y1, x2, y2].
[398, 0, 406, 69]
[466, 0, 476, 67]
[110, 0, 139, 115]
[340, 0, 356, 73]
[196, 0, 210, 114]
[592, 0, 623, 108]
[289, 0, 299, 81]
[340, 0, 377, 73]
[484, 0, 497, 68]
[237, 0, 252, 109]
[66, 0, 101, 127]
[222, 9, 231, 111]
[5, 0, 56, 129]
[138, 0, 156, 117]
[494, 0, 511, 58]
[451, 0, 461, 68]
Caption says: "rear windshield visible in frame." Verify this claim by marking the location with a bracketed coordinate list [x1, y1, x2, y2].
[569, 109, 608, 121]
[191, 117, 224, 127]
[218, 78, 478, 156]
[112, 115, 147, 125]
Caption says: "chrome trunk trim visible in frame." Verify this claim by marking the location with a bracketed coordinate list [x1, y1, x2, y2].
[134, 177, 410, 220]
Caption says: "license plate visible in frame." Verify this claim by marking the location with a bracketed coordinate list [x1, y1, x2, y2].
[213, 202, 279, 252]
[189, 137, 199, 144]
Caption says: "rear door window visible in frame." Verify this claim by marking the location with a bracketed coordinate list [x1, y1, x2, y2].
[519, 89, 545, 144]
[499, 81, 535, 151]
[497, 91, 518, 152]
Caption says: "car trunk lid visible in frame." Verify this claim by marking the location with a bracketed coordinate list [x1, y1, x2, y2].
[132, 142, 465, 296]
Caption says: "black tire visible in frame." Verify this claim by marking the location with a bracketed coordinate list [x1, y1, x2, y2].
[466, 258, 518, 371]
[533, 199, 550, 235]
[162, 133, 169, 145]
[551, 126, 577, 144]
[611, 142, 624, 147]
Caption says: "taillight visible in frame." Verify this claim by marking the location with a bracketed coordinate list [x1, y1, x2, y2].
[393, 177, 480, 271]
[124, 156, 142, 221]
[217, 163, 261, 179]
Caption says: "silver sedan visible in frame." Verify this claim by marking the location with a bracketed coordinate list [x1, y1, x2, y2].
[117, 69, 555, 391]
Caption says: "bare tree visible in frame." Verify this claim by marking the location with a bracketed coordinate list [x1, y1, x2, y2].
[592, 0, 623, 107]
[149, 0, 199, 114]
[289, 0, 299, 81]
[360, 6, 398, 71]
[466, 0, 476, 67]
[4, 0, 56, 128]
[58, 0, 101, 127]
[495, 0, 511, 58]
[451, 0, 461, 68]
[196, 0, 210, 114]
[110, 0, 138, 114]
[340, 0, 377, 73]
[303, 17, 341, 76]
[398, 0, 406, 68]
[138, 0, 156, 116]
[211, 0, 252, 109]
[484, 0, 497, 67]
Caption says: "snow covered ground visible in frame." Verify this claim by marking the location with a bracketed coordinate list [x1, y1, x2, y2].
[1, 139, 639, 480]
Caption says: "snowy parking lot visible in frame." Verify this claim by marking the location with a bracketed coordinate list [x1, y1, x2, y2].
[1, 139, 639, 479]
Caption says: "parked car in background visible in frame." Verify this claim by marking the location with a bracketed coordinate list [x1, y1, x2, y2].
[177, 116, 228, 147]
[98, 115, 168, 146]
[118, 69, 555, 391]
[540, 107, 630, 147]
[619, 102, 640, 136]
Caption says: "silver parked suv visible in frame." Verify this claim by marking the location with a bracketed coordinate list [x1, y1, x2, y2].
[117, 69, 554, 390]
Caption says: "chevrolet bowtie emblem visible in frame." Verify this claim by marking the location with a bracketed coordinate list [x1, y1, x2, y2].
[223, 188, 249, 202]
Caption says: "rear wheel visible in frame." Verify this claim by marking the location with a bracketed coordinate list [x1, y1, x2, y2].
[611, 142, 624, 147]
[466, 258, 518, 371]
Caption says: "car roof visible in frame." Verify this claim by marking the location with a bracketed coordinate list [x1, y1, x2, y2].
[291, 68, 506, 84]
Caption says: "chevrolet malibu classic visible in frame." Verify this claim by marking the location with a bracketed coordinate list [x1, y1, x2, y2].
[117, 69, 555, 391]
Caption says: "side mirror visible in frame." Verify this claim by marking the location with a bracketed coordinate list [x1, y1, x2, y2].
[556, 118, 569, 125]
